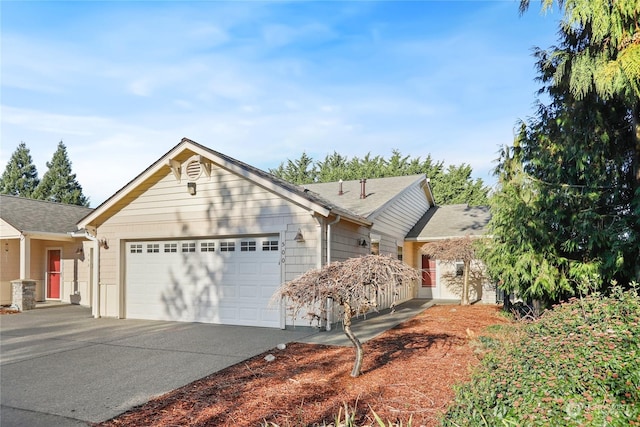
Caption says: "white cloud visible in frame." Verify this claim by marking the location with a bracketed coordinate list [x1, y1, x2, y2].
[1, 0, 562, 206]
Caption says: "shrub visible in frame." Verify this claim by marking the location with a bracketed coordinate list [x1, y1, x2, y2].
[441, 285, 640, 426]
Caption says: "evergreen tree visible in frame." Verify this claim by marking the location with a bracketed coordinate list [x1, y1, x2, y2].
[431, 164, 488, 206]
[270, 150, 487, 206]
[482, 0, 640, 302]
[0, 142, 40, 197]
[33, 141, 90, 206]
[315, 152, 350, 182]
[521, 0, 640, 210]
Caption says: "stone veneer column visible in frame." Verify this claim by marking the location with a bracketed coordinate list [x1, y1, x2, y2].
[12, 280, 36, 311]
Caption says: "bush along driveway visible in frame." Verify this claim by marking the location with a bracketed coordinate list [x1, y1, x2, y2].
[442, 286, 640, 427]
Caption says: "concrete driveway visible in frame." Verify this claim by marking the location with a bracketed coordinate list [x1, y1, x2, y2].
[0, 306, 318, 426]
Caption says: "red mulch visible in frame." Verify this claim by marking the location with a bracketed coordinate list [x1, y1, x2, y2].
[0, 307, 20, 314]
[95, 304, 508, 427]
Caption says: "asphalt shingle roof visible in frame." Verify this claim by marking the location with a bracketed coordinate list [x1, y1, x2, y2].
[304, 175, 424, 218]
[406, 204, 491, 240]
[0, 195, 93, 235]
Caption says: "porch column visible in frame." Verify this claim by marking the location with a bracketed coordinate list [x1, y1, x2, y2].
[19, 234, 31, 280]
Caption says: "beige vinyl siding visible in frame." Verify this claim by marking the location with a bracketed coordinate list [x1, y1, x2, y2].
[370, 183, 430, 240]
[328, 221, 369, 262]
[60, 242, 90, 306]
[284, 221, 319, 282]
[436, 260, 495, 303]
[0, 239, 19, 304]
[377, 233, 400, 258]
[29, 240, 46, 301]
[95, 165, 321, 319]
[0, 220, 20, 239]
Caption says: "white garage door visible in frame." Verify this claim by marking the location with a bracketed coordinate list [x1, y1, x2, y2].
[125, 236, 281, 328]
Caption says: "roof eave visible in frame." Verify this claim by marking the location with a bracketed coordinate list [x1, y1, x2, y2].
[78, 138, 354, 228]
[21, 231, 76, 241]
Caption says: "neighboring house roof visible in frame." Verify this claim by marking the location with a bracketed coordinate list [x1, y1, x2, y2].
[406, 204, 491, 241]
[79, 138, 374, 229]
[304, 175, 433, 218]
[0, 195, 93, 235]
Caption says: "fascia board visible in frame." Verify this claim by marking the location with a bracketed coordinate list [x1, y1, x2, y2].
[22, 231, 75, 241]
[78, 141, 196, 228]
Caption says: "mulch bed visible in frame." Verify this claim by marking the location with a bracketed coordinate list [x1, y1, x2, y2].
[96, 304, 508, 427]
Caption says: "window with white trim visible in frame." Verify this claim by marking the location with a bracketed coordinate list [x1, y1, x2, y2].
[130, 244, 143, 254]
[201, 242, 215, 252]
[455, 262, 464, 277]
[146, 243, 160, 253]
[164, 243, 177, 253]
[220, 241, 235, 252]
[181, 242, 196, 253]
[262, 240, 278, 251]
[241, 241, 256, 252]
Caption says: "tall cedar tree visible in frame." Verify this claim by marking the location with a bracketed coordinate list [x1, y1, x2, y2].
[33, 141, 90, 207]
[270, 150, 489, 206]
[483, 0, 640, 303]
[0, 142, 40, 197]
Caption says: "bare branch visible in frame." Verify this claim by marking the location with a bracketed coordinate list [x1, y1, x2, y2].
[273, 254, 420, 377]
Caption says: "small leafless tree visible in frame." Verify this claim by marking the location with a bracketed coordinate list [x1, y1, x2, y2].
[420, 236, 480, 305]
[273, 254, 420, 377]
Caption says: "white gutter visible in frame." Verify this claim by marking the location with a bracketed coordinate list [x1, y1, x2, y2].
[325, 215, 341, 331]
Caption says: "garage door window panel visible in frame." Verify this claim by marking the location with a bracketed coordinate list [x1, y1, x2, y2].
[201, 242, 215, 252]
[241, 241, 256, 252]
[262, 240, 278, 251]
[220, 242, 235, 252]
[182, 242, 196, 253]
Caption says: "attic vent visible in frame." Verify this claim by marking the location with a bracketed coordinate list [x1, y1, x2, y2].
[185, 160, 202, 180]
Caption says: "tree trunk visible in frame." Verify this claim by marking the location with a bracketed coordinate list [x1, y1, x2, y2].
[633, 102, 640, 282]
[461, 260, 471, 305]
[342, 302, 364, 377]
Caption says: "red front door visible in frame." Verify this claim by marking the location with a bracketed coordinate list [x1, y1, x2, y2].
[47, 250, 61, 299]
[421, 255, 436, 288]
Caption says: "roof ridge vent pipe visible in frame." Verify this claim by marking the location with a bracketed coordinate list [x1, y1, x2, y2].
[359, 178, 367, 199]
[338, 179, 343, 196]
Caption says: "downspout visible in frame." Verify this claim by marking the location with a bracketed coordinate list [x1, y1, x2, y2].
[84, 232, 100, 318]
[325, 215, 341, 331]
[326, 215, 341, 265]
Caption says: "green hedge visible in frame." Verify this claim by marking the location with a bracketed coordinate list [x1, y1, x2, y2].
[441, 286, 640, 426]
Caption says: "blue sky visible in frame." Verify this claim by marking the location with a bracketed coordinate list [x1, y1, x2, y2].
[1, 1, 560, 207]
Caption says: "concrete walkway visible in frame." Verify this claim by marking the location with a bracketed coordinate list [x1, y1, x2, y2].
[301, 298, 443, 345]
[0, 299, 437, 426]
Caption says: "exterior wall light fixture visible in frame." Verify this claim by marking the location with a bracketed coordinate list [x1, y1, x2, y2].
[187, 182, 197, 196]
